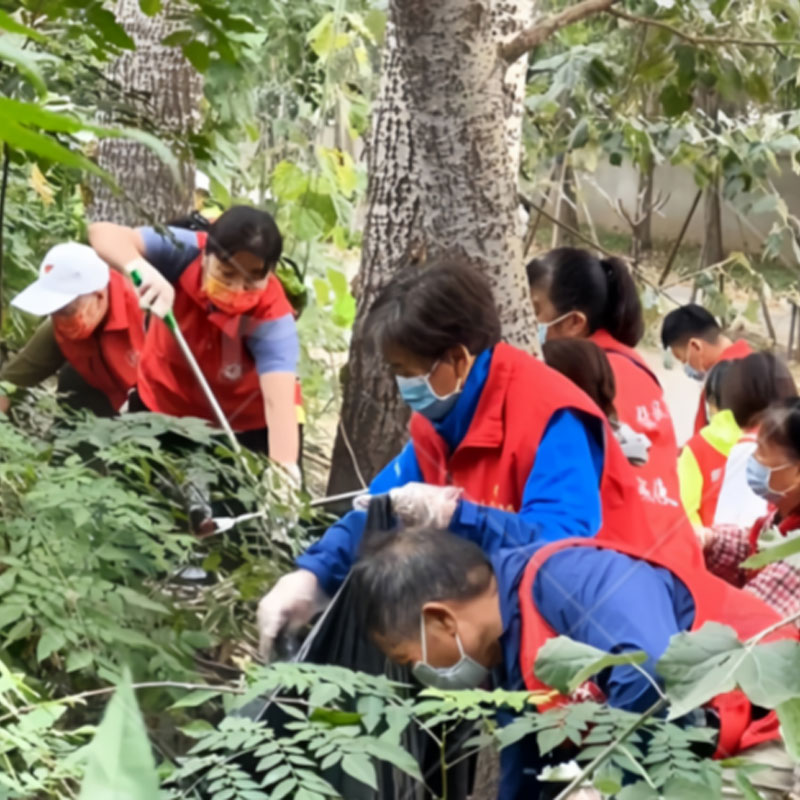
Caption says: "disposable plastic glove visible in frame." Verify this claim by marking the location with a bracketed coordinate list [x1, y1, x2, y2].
[257, 569, 328, 661]
[125, 256, 175, 318]
[355, 482, 463, 529]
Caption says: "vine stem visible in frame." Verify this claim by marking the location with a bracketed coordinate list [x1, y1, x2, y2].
[0, 143, 9, 326]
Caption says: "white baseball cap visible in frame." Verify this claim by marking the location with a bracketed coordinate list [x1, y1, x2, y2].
[12, 243, 110, 316]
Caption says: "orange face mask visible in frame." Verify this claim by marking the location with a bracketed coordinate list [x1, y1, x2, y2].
[203, 272, 263, 315]
[52, 295, 106, 340]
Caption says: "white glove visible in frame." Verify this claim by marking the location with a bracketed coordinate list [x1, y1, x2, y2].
[613, 421, 651, 466]
[354, 482, 462, 529]
[125, 256, 175, 318]
[256, 569, 327, 661]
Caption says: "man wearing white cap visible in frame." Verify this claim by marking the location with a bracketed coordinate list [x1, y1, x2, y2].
[0, 242, 145, 416]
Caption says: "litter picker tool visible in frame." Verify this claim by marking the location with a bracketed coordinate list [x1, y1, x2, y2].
[129, 268, 241, 454]
[207, 489, 367, 536]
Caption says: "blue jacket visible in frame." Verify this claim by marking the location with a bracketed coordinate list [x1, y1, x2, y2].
[297, 348, 605, 596]
[491, 543, 695, 798]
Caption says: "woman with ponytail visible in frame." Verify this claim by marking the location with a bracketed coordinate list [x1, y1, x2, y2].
[527, 248, 690, 554]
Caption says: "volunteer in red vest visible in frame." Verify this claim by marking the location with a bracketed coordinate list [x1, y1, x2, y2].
[87, 206, 300, 469]
[351, 527, 799, 800]
[704, 397, 800, 621]
[660, 303, 753, 434]
[0, 243, 144, 417]
[678, 360, 740, 526]
[527, 248, 689, 542]
[256, 261, 700, 659]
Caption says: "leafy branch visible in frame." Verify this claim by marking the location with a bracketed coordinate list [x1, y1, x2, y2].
[500, 0, 621, 64]
[608, 7, 800, 49]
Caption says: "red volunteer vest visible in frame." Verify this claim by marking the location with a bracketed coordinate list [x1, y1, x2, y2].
[589, 330, 700, 562]
[693, 339, 753, 434]
[684, 431, 729, 526]
[54, 270, 145, 411]
[409, 343, 701, 567]
[137, 232, 294, 431]
[518, 536, 800, 758]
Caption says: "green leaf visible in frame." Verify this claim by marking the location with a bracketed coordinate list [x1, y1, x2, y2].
[37, 628, 67, 662]
[182, 41, 210, 73]
[659, 85, 692, 117]
[657, 622, 742, 719]
[593, 762, 623, 795]
[78, 667, 159, 800]
[170, 689, 221, 709]
[161, 30, 194, 46]
[309, 707, 361, 726]
[67, 650, 94, 672]
[306, 12, 335, 58]
[341, 753, 377, 790]
[778, 698, 800, 762]
[0, 40, 51, 95]
[734, 769, 763, 800]
[269, 777, 297, 800]
[0, 10, 45, 41]
[0, 604, 25, 629]
[138, 0, 161, 15]
[535, 636, 647, 694]
[742, 531, 800, 569]
[735, 640, 800, 708]
[272, 161, 309, 202]
[536, 726, 567, 755]
[365, 738, 423, 781]
[86, 6, 135, 50]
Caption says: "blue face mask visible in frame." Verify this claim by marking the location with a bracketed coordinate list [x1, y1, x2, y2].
[395, 359, 463, 421]
[746, 455, 791, 504]
[683, 363, 706, 381]
[411, 615, 489, 691]
[537, 312, 572, 348]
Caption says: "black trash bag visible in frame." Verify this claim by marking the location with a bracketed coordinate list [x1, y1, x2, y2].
[238, 495, 475, 800]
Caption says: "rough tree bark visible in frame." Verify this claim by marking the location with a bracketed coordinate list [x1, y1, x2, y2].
[87, 0, 201, 225]
[327, 0, 538, 494]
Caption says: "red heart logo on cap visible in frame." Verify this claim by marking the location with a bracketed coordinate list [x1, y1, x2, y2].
[44, 264, 54, 273]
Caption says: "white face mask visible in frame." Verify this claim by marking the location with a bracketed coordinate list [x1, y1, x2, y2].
[537, 312, 573, 347]
[411, 614, 489, 691]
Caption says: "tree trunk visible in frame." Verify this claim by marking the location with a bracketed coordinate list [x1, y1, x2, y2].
[635, 153, 654, 253]
[552, 159, 580, 247]
[328, 0, 538, 494]
[87, 0, 201, 225]
[702, 180, 724, 268]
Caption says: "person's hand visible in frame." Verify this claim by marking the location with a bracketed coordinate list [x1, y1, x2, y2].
[354, 483, 463, 529]
[614, 421, 651, 466]
[694, 524, 713, 549]
[256, 569, 327, 661]
[125, 256, 175, 318]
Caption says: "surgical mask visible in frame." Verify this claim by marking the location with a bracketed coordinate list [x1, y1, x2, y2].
[537, 312, 572, 347]
[395, 359, 463, 421]
[746, 455, 792, 504]
[683, 363, 706, 381]
[203, 272, 263, 315]
[411, 615, 489, 691]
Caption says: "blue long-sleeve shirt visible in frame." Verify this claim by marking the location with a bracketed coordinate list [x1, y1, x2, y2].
[492, 543, 695, 799]
[296, 348, 605, 596]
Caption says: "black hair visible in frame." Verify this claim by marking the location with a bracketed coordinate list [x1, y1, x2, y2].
[166, 211, 212, 231]
[363, 261, 502, 360]
[542, 338, 617, 420]
[704, 359, 734, 410]
[721, 351, 797, 429]
[351, 527, 493, 644]
[759, 398, 800, 462]
[526, 248, 644, 347]
[205, 205, 282, 277]
[660, 304, 722, 349]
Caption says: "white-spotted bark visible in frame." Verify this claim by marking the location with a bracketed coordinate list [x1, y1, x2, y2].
[88, 0, 201, 225]
[328, 0, 537, 491]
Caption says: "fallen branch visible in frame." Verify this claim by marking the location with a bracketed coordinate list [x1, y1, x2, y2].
[608, 7, 800, 49]
[501, 0, 620, 64]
